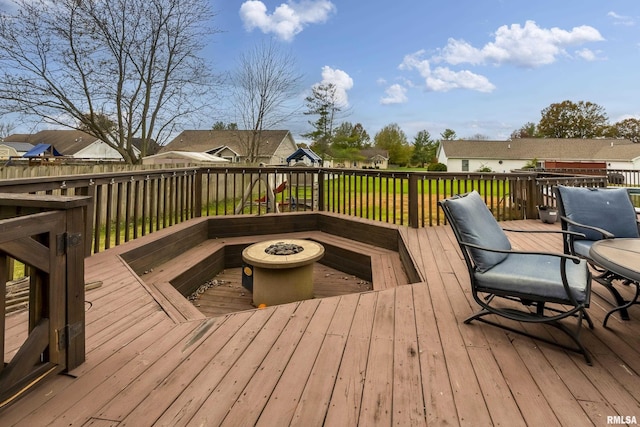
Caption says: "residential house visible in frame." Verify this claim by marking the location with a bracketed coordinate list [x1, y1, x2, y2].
[332, 148, 390, 169]
[5, 130, 143, 162]
[161, 130, 298, 166]
[437, 138, 640, 172]
[0, 140, 34, 159]
[359, 148, 390, 169]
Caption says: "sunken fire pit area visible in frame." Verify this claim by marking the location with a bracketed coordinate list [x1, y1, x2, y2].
[242, 239, 325, 306]
[116, 212, 419, 319]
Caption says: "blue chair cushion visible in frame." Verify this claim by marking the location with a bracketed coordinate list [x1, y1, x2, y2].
[558, 186, 639, 241]
[444, 191, 511, 272]
[572, 240, 593, 258]
[474, 253, 589, 304]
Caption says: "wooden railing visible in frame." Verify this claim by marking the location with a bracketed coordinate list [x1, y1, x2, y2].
[0, 193, 89, 408]
[0, 169, 202, 256]
[539, 168, 640, 187]
[0, 166, 610, 255]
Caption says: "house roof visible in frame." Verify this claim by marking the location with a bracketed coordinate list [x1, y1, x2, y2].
[161, 130, 292, 157]
[5, 130, 148, 156]
[440, 138, 640, 162]
[132, 138, 160, 155]
[3, 134, 32, 143]
[359, 148, 389, 160]
[0, 142, 34, 152]
[209, 145, 241, 157]
[287, 147, 322, 163]
[6, 130, 99, 155]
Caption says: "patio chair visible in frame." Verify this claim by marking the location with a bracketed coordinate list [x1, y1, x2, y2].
[439, 191, 593, 364]
[555, 185, 640, 323]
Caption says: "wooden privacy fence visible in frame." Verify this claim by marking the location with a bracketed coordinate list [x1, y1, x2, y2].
[0, 193, 89, 408]
[0, 166, 609, 255]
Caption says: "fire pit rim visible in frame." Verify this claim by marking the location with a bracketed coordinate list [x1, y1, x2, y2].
[242, 239, 324, 269]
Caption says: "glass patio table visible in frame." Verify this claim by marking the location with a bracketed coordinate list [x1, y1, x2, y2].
[589, 238, 640, 326]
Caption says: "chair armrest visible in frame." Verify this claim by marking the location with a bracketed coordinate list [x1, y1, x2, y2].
[459, 241, 583, 264]
[502, 228, 586, 239]
[559, 216, 615, 239]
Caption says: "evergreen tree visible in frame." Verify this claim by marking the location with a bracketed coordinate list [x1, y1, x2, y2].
[440, 129, 457, 140]
[302, 83, 341, 158]
[411, 130, 437, 167]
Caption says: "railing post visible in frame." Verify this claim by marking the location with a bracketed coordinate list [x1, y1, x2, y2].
[0, 193, 90, 405]
[317, 169, 325, 212]
[75, 183, 96, 258]
[194, 169, 203, 218]
[525, 175, 540, 219]
[65, 203, 87, 369]
[408, 174, 419, 228]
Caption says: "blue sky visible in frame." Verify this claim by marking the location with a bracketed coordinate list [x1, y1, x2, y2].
[209, 0, 640, 142]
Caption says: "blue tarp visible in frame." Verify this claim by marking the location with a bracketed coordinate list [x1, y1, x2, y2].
[286, 147, 322, 164]
[23, 143, 62, 158]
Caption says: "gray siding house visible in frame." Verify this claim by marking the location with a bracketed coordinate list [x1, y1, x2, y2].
[162, 130, 298, 166]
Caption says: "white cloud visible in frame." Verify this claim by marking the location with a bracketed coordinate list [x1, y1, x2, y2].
[438, 39, 484, 66]
[399, 50, 431, 75]
[438, 21, 604, 68]
[394, 20, 604, 94]
[239, 0, 336, 41]
[608, 11, 635, 26]
[399, 50, 495, 93]
[315, 66, 353, 107]
[575, 48, 600, 61]
[427, 67, 495, 93]
[380, 84, 408, 105]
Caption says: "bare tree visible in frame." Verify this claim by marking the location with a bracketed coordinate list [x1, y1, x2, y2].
[0, 0, 218, 163]
[230, 39, 303, 163]
[0, 121, 16, 141]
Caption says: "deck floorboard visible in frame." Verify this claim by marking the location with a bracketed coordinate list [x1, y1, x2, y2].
[3, 218, 640, 426]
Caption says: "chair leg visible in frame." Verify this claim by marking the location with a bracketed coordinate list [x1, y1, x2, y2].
[583, 309, 594, 330]
[594, 270, 631, 320]
[464, 308, 490, 325]
[547, 311, 592, 365]
[603, 281, 640, 327]
[464, 307, 593, 365]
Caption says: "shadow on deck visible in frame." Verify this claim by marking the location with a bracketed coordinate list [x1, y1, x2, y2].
[3, 213, 640, 426]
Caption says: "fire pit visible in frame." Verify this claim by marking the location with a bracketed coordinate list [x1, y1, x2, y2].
[242, 239, 324, 306]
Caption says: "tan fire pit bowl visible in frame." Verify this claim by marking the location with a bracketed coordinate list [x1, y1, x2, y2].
[242, 239, 324, 307]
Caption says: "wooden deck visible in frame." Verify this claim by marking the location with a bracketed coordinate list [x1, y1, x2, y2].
[3, 217, 640, 426]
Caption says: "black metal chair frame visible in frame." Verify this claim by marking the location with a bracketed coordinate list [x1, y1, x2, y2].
[555, 186, 640, 326]
[440, 193, 594, 365]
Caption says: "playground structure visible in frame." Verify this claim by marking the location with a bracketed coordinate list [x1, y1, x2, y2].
[234, 171, 318, 214]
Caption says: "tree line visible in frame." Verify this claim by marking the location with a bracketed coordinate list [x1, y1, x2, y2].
[0, 1, 637, 165]
[512, 100, 640, 142]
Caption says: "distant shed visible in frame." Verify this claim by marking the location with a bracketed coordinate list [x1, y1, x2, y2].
[0, 142, 34, 159]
